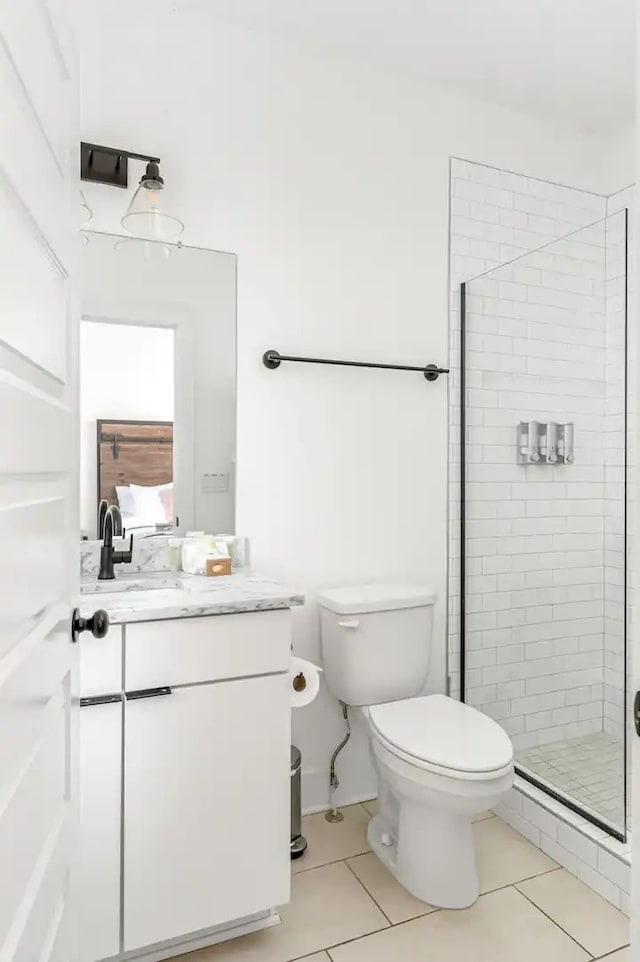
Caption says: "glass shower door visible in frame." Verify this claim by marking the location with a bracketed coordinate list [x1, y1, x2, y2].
[460, 211, 628, 839]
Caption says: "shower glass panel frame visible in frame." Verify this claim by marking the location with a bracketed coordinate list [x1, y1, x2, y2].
[459, 211, 628, 843]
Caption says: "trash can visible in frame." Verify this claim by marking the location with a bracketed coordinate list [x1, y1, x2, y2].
[290, 745, 307, 859]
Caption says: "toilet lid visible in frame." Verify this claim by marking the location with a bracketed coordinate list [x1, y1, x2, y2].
[368, 694, 513, 774]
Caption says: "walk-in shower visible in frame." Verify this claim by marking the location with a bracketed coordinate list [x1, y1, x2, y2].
[459, 210, 628, 841]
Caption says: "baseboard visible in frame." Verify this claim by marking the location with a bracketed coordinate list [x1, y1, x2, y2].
[302, 791, 377, 816]
[121, 912, 280, 962]
[302, 765, 377, 816]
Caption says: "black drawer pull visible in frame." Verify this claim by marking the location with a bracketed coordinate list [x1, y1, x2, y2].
[126, 687, 172, 701]
[80, 693, 123, 708]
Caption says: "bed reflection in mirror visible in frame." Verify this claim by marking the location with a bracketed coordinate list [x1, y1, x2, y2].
[80, 232, 237, 540]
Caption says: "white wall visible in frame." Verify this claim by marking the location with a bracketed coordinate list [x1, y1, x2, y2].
[74, 2, 618, 810]
[80, 321, 174, 535]
[600, 125, 635, 194]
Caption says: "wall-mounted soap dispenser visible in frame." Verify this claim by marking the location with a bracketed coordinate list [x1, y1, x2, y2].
[558, 423, 574, 463]
[517, 421, 574, 465]
[546, 422, 558, 464]
[518, 421, 541, 464]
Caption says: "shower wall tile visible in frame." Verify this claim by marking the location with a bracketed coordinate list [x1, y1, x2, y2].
[448, 157, 610, 748]
[495, 776, 630, 912]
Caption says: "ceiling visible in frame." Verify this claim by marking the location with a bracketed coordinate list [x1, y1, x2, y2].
[169, 0, 635, 136]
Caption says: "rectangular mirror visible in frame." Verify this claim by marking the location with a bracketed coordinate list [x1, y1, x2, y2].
[80, 231, 237, 539]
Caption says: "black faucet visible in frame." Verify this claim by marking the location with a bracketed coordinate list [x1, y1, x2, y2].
[98, 509, 133, 580]
[97, 499, 109, 539]
[108, 503, 124, 537]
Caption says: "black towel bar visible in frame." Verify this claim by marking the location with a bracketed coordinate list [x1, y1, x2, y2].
[262, 349, 449, 381]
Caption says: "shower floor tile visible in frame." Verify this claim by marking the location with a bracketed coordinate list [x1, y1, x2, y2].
[519, 733, 626, 828]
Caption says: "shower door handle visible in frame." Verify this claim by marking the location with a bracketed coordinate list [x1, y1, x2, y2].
[634, 691, 640, 736]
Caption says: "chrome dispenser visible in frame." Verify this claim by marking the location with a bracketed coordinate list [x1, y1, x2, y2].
[517, 421, 541, 464]
[558, 423, 574, 464]
[546, 422, 559, 464]
[517, 421, 574, 464]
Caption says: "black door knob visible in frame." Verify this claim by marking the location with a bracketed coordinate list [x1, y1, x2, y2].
[71, 607, 110, 644]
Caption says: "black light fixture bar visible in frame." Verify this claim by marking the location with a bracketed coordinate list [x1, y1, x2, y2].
[80, 142, 161, 188]
[263, 349, 449, 381]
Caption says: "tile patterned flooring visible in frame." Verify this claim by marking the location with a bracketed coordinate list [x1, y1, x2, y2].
[519, 732, 626, 827]
[183, 802, 630, 962]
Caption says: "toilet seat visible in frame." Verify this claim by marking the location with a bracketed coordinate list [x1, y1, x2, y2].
[368, 694, 513, 779]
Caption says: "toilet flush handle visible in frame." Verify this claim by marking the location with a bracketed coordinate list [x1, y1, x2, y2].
[338, 619, 360, 629]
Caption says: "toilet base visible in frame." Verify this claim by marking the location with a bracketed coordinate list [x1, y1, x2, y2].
[367, 732, 513, 910]
[368, 809, 479, 910]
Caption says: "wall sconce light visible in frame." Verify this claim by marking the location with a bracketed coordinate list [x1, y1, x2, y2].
[80, 142, 184, 241]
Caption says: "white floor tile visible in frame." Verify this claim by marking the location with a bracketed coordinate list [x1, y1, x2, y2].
[516, 868, 629, 957]
[473, 810, 495, 823]
[346, 853, 438, 924]
[294, 804, 370, 874]
[187, 862, 388, 962]
[475, 815, 557, 892]
[327, 886, 590, 962]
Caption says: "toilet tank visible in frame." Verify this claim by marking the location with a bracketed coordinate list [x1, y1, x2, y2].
[317, 583, 437, 707]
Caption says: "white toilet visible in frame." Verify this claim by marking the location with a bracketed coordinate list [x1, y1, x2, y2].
[318, 582, 514, 910]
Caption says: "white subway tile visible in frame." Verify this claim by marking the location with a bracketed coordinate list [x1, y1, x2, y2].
[469, 201, 501, 224]
[598, 849, 630, 893]
[556, 823, 599, 868]
[571, 859, 623, 909]
[522, 798, 558, 838]
[527, 213, 556, 235]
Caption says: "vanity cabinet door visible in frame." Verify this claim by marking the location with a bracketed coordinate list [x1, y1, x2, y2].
[80, 623, 122, 697]
[77, 699, 123, 962]
[123, 674, 290, 952]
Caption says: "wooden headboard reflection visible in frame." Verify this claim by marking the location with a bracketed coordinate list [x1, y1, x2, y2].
[97, 419, 174, 507]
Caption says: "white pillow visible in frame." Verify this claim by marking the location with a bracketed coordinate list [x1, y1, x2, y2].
[129, 483, 167, 523]
[115, 485, 136, 515]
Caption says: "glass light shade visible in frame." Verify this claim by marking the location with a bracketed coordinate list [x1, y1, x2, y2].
[121, 180, 184, 241]
[114, 237, 172, 261]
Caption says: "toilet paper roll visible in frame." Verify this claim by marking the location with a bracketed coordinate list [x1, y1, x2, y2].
[290, 657, 322, 708]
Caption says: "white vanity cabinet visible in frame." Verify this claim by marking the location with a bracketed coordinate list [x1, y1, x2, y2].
[124, 674, 290, 950]
[78, 698, 122, 962]
[80, 623, 123, 697]
[78, 607, 293, 962]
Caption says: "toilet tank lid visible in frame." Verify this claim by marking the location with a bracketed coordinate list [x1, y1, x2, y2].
[317, 582, 437, 614]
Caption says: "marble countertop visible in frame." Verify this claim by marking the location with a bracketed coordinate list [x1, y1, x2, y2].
[80, 571, 305, 624]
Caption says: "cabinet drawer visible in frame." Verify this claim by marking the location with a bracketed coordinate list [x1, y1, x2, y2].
[80, 624, 123, 697]
[125, 609, 291, 689]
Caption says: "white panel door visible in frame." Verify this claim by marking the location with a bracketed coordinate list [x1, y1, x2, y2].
[0, 2, 78, 961]
[123, 676, 291, 951]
